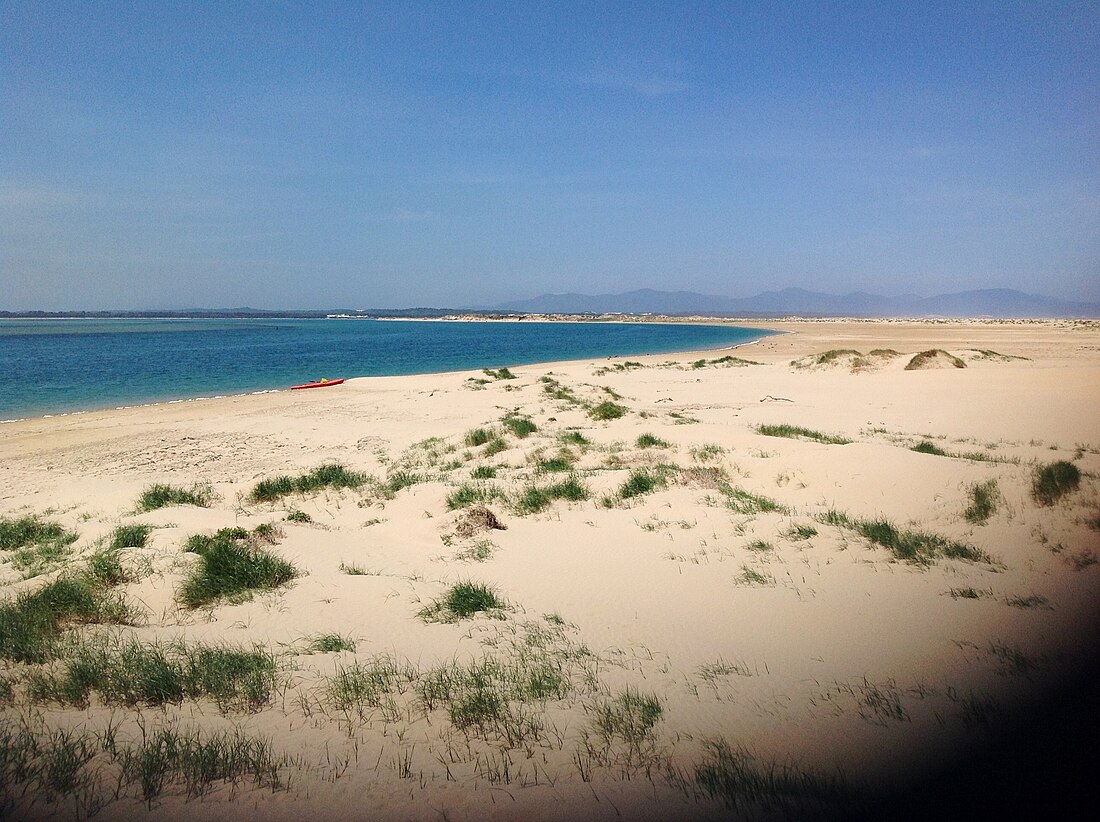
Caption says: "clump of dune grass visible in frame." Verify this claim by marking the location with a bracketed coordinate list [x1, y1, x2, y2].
[178, 528, 298, 608]
[689, 739, 849, 812]
[86, 547, 132, 587]
[819, 510, 990, 566]
[1031, 460, 1081, 506]
[0, 515, 77, 552]
[109, 723, 288, 801]
[904, 349, 966, 370]
[692, 355, 761, 368]
[589, 400, 627, 421]
[594, 689, 663, 749]
[26, 636, 278, 711]
[0, 576, 136, 664]
[636, 433, 670, 449]
[619, 468, 669, 500]
[249, 463, 367, 503]
[483, 367, 515, 380]
[285, 510, 311, 523]
[137, 483, 213, 511]
[501, 413, 538, 439]
[725, 487, 788, 515]
[755, 424, 851, 445]
[1, 515, 78, 578]
[515, 476, 589, 515]
[308, 633, 356, 653]
[110, 523, 153, 550]
[911, 440, 948, 456]
[535, 451, 575, 473]
[384, 470, 422, 494]
[419, 581, 505, 622]
[964, 479, 1000, 524]
[446, 482, 505, 510]
[559, 430, 590, 446]
[0, 721, 289, 813]
[470, 464, 498, 479]
[465, 427, 495, 447]
[784, 523, 817, 541]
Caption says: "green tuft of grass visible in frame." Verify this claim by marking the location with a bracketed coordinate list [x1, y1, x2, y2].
[515, 475, 589, 515]
[27, 637, 278, 711]
[0, 515, 77, 551]
[822, 513, 990, 566]
[501, 413, 538, 439]
[595, 689, 663, 747]
[964, 479, 1000, 524]
[746, 540, 774, 552]
[814, 349, 861, 364]
[446, 482, 504, 510]
[755, 424, 851, 445]
[636, 433, 670, 449]
[419, 581, 505, 622]
[385, 470, 422, 494]
[178, 528, 298, 608]
[465, 427, 495, 447]
[285, 510, 311, 523]
[0, 576, 135, 664]
[483, 367, 516, 380]
[726, 488, 788, 515]
[110, 523, 153, 550]
[1031, 460, 1081, 506]
[137, 483, 213, 511]
[589, 400, 627, 421]
[559, 430, 590, 446]
[470, 465, 498, 479]
[87, 547, 131, 587]
[619, 468, 668, 500]
[534, 449, 575, 472]
[911, 440, 948, 456]
[250, 464, 367, 503]
[784, 523, 818, 541]
[309, 633, 357, 653]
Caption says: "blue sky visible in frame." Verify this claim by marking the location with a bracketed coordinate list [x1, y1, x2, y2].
[2, 1, 1097, 309]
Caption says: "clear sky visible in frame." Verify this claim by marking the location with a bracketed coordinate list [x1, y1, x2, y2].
[2, 1, 1097, 309]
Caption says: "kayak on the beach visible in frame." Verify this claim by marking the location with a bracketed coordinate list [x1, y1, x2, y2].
[290, 378, 345, 390]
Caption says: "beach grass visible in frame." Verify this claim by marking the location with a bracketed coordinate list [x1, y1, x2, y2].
[419, 581, 505, 623]
[137, 483, 213, 511]
[0, 576, 136, 664]
[636, 433, 670, 449]
[589, 400, 627, 421]
[755, 424, 852, 445]
[820, 511, 990, 565]
[1031, 460, 1081, 506]
[178, 528, 298, 608]
[905, 349, 967, 370]
[515, 475, 589, 515]
[501, 413, 538, 438]
[0, 515, 77, 552]
[249, 464, 367, 502]
[964, 479, 1000, 524]
[110, 523, 153, 550]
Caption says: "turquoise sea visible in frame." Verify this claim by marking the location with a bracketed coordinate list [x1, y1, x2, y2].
[0, 319, 775, 420]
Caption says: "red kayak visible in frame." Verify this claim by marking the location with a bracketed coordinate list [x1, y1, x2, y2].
[290, 378, 345, 390]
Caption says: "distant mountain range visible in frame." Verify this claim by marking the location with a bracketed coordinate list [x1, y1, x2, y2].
[4, 287, 1098, 320]
[490, 287, 1100, 318]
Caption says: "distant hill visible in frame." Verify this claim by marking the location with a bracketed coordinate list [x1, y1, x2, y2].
[491, 287, 1100, 318]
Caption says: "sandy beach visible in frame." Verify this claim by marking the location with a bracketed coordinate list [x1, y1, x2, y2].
[2, 319, 1098, 820]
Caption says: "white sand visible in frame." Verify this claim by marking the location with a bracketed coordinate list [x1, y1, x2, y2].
[1, 319, 1098, 819]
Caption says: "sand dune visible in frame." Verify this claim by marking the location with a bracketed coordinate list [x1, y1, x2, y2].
[1, 319, 1098, 820]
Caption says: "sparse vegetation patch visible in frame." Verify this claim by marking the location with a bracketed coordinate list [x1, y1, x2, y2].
[964, 479, 1000, 524]
[755, 424, 851, 445]
[1031, 460, 1080, 506]
[137, 483, 213, 511]
[250, 464, 367, 503]
[178, 527, 298, 608]
[419, 581, 505, 622]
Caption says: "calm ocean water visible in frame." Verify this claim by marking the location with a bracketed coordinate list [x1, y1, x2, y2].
[0, 319, 775, 420]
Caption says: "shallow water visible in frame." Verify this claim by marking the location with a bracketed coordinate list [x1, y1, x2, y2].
[0, 318, 774, 419]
